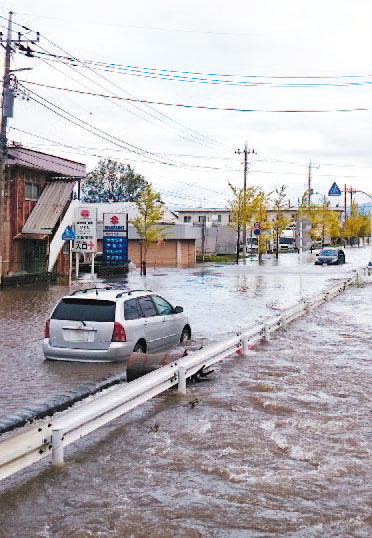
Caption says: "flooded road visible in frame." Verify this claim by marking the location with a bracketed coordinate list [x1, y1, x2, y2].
[0, 247, 368, 416]
[0, 247, 371, 536]
[0, 247, 369, 414]
[0, 262, 371, 536]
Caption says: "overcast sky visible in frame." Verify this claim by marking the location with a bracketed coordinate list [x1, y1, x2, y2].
[2, 0, 372, 210]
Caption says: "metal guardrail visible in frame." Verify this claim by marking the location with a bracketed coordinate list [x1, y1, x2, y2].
[0, 272, 362, 481]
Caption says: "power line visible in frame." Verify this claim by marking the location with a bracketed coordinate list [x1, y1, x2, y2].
[22, 50, 372, 87]
[19, 80, 370, 114]
[3, 13, 222, 148]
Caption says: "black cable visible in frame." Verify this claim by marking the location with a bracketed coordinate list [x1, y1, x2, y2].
[19, 80, 370, 114]
[22, 85, 234, 172]
[31, 38, 221, 148]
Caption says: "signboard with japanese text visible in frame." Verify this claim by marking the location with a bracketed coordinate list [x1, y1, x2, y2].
[72, 207, 97, 253]
[103, 213, 128, 264]
[103, 213, 127, 236]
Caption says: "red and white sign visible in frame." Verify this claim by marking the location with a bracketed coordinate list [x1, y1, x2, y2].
[73, 207, 97, 253]
[103, 213, 127, 237]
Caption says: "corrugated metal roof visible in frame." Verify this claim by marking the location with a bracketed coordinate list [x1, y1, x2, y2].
[7, 147, 86, 178]
[22, 181, 75, 235]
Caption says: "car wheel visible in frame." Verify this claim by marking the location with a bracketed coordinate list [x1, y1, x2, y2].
[133, 341, 146, 353]
[180, 326, 191, 343]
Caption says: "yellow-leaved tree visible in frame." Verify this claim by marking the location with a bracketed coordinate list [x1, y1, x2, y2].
[133, 185, 168, 275]
[228, 182, 259, 263]
[253, 190, 272, 260]
[271, 185, 291, 259]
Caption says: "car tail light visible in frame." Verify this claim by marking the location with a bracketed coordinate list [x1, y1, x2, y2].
[44, 319, 50, 339]
[112, 322, 127, 342]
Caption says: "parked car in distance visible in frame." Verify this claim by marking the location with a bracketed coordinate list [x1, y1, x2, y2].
[43, 288, 191, 362]
[315, 248, 345, 265]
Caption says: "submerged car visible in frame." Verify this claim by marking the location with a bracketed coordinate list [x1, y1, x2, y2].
[315, 248, 345, 265]
[43, 288, 191, 362]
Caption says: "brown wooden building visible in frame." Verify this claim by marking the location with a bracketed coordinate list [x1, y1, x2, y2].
[1, 146, 85, 284]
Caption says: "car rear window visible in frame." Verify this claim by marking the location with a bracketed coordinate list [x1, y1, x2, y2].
[124, 299, 144, 320]
[51, 299, 116, 322]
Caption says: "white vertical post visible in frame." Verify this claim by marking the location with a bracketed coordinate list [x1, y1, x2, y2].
[242, 334, 249, 355]
[281, 312, 287, 329]
[52, 428, 64, 466]
[299, 221, 303, 299]
[68, 241, 72, 287]
[264, 323, 271, 342]
[370, 210, 372, 265]
[178, 366, 187, 394]
[75, 252, 79, 279]
[91, 253, 95, 278]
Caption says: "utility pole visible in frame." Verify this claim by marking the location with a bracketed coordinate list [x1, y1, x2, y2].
[344, 184, 347, 221]
[0, 12, 38, 283]
[307, 161, 319, 206]
[350, 187, 353, 214]
[235, 143, 255, 256]
[0, 11, 13, 283]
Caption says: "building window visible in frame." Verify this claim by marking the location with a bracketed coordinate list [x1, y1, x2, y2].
[25, 182, 40, 200]
[184, 216, 191, 223]
[217, 214, 222, 223]
[198, 216, 206, 223]
[228, 214, 232, 223]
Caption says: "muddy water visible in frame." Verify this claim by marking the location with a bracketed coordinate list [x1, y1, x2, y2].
[0, 250, 372, 538]
[0, 248, 367, 415]
[0, 259, 371, 536]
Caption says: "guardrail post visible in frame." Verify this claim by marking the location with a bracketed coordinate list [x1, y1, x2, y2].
[178, 366, 187, 394]
[264, 323, 271, 342]
[52, 428, 65, 467]
[242, 334, 249, 356]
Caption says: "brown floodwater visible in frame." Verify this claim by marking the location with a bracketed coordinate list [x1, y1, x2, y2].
[0, 274, 371, 536]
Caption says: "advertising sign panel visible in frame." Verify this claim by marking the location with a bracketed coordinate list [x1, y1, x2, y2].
[103, 213, 128, 264]
[73, 207, 97, 253]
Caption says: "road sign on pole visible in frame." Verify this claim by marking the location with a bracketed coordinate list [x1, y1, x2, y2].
[295, 218, 312, 251]
[253, 222, 261, 236]
[328, 182, 341, 196]
[62, 225, 75, 241]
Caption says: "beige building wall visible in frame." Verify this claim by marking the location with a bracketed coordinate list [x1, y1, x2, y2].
[97, 239, 196, 267]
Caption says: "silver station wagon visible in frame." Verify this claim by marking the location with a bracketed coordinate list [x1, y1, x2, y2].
[43, 288, 191, 363]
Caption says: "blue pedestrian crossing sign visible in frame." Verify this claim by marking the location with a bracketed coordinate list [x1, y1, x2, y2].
[62, 225, 76, 241]
[328, 182, 341, 196]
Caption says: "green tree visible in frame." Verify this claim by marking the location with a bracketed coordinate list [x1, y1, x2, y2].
[271, 185, 290, 259]
[133, 185, 168, 275]
[81, 158, 148, 202]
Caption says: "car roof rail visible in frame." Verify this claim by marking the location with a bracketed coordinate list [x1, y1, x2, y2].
[69, 286, 113, 296]
[116, 289, 152, 299]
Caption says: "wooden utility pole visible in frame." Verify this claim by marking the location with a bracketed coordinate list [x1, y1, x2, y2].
[0, 11, 13, 283]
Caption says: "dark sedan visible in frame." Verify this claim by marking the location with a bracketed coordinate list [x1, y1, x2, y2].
[315, 248, 345, 265]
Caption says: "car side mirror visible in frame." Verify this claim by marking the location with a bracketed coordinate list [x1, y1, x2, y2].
[174, 306, 183, 313]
